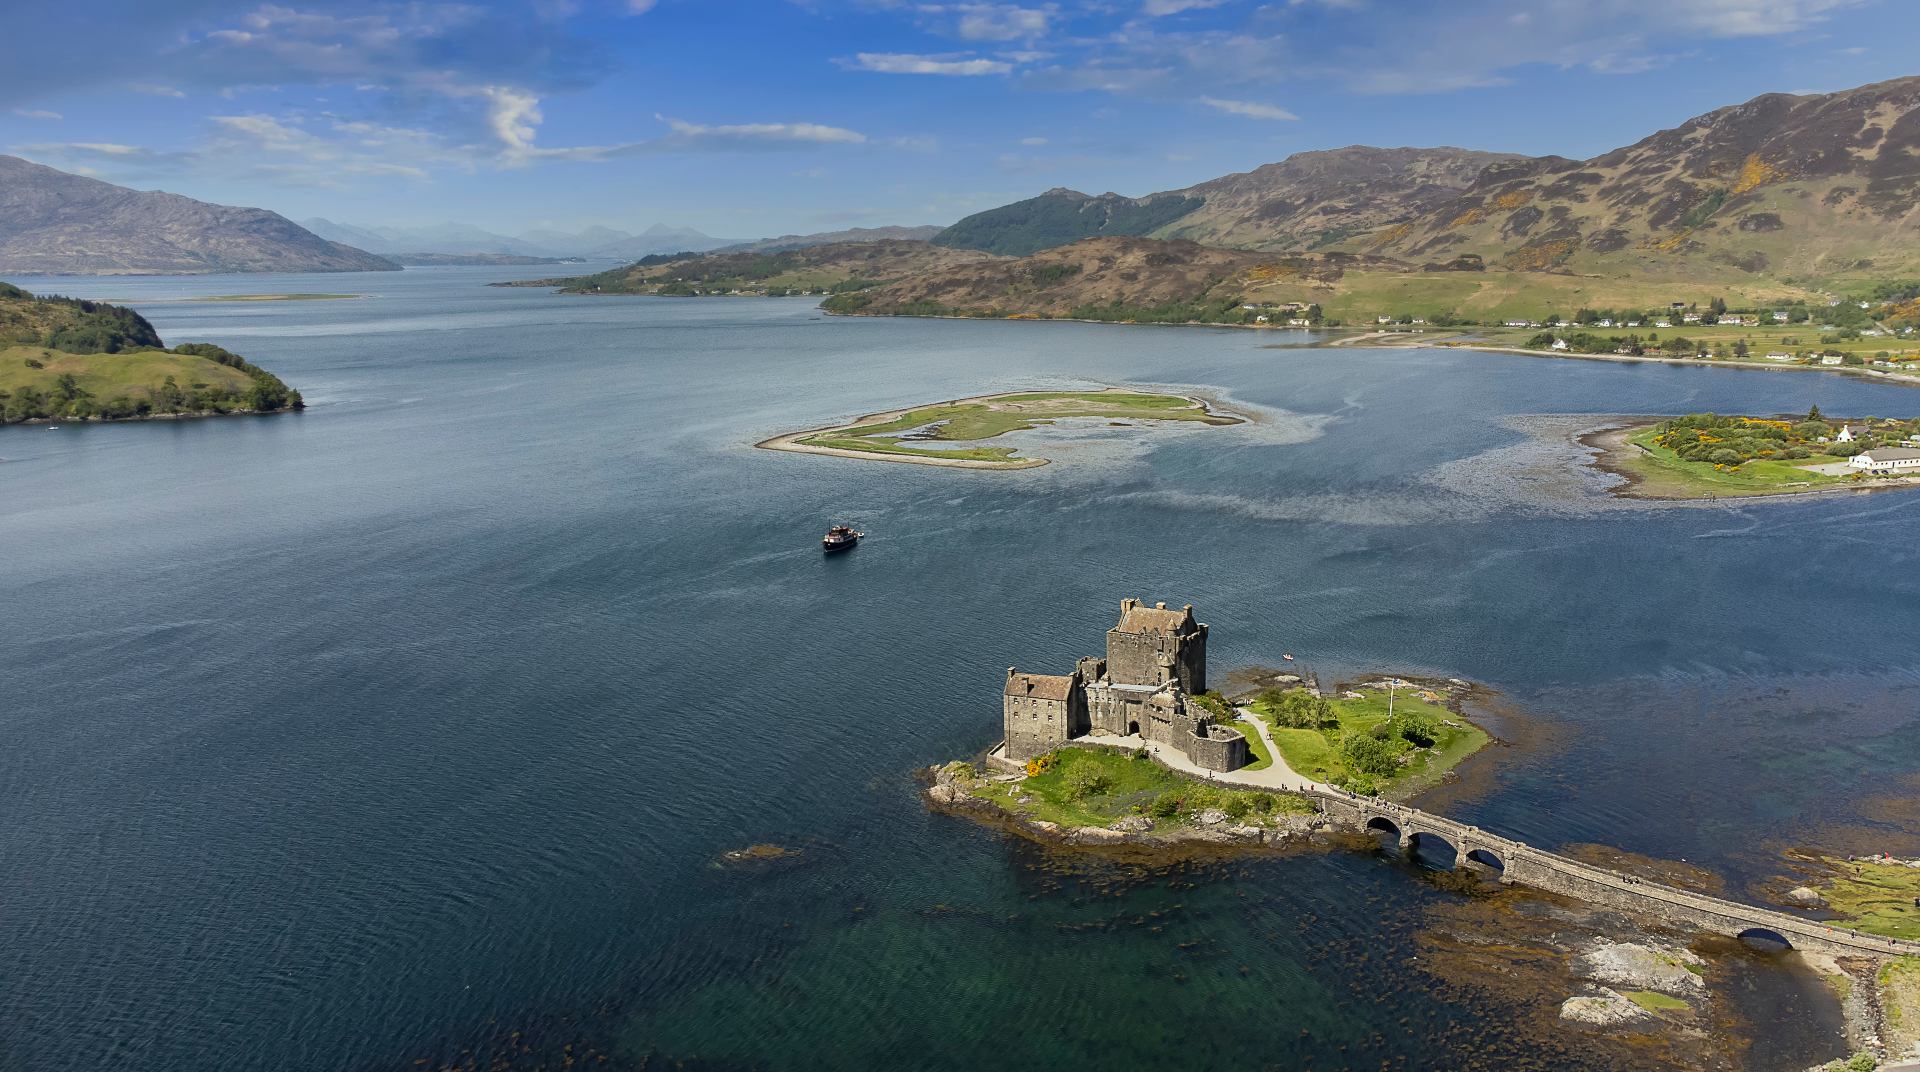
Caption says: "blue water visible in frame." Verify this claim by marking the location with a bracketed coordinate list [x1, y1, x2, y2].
[3, 267, 1919, 1070]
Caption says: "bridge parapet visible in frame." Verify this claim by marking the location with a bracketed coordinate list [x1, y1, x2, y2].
[1302, 786, 1920, 958]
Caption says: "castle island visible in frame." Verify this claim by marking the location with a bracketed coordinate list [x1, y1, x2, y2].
[1001, 598, 1249, 772]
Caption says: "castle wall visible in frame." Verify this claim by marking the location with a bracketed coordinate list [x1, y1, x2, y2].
[1184, 727, 1249, 772]
[1103, 625, 1208, 693]
[1003, 691, 1073, 761]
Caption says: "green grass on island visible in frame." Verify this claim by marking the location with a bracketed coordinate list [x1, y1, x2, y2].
[779, 389, 1242, 468]
[970, 748, 1313, 831]
[1601, 411, 1920, 499]
[1248, 684, 1490, 796]
[1812, 859, 1920, 941]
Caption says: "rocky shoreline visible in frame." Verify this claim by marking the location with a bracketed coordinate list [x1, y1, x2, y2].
[923, 761, 1332, 858]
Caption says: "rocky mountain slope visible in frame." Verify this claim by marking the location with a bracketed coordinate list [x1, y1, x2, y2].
[0, 156, 395, 275]
[1360, 76, 1920, 285]
[1164, 146, 1524, 251]
[931, 148, 1515, 258]
[719, 226, 944, 254]
[826, 235, 1417, 319]
[521, 239, 999, 295]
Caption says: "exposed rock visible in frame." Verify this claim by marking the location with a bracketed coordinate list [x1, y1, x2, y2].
[1560, 988, 1656, 1026]
[1575, 941, 1706, 994]
[1785, 885, 1827, 907]
[927, 784, 963, 805]
[1196, 808, 1230, 827]
[1110, 816, 1155, 833]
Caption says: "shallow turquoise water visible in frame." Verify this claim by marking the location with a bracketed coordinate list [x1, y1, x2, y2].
[2, 267, 1918, 1070]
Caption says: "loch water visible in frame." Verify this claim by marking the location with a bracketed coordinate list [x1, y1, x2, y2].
[4, 268, 1919, 1071]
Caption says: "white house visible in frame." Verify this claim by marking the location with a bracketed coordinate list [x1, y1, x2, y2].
[1822, 354, 1845, 365]
[1682, 313, 1702, 323]
[1551, 338, 1569, 351]
[1850, 448, 1920, 474]
[1377, 315, 1393, 324]
[1837, 424, 1855, 442]
[1597, 318, 1614, 327]
[1765, 352, 1794, 361]
[1287, 317, 1311, 327]
[1655, 320, 1673, 328]
[1772, 311, 1791, 322]
[1254, 314, 1270, 324]
[1503, 319, 1531, 328]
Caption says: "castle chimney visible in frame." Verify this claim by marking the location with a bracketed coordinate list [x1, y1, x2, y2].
[1183, 604, 1192, 613]
[1155, 601, 1166, 610]
[1122, 597, 1138, 613]
[1007, 667, 1017, 679]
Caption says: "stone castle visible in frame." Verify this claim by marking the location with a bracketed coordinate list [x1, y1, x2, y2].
[1002, 599, 1249, 772]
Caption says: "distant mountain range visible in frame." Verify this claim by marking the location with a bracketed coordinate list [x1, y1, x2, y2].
[931, 76, 1920, 290]
[299, 218, 747, 260]
[0, 155, 396, 276]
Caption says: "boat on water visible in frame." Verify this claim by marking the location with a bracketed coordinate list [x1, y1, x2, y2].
[822, 524, 863, 553]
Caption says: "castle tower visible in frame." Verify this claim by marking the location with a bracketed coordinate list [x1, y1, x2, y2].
[1105, 599, 1207, 694]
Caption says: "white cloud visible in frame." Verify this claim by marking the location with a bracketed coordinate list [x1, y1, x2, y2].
[1200, 96, 1298, 119]
[130, 83, 186, 97]
[849, 52, 1014, 75]
[11, 108, 62, 120]
[1142, 0, 1228, 14]
[951, 4, 1051, 40]
[659, 116, 868, 145]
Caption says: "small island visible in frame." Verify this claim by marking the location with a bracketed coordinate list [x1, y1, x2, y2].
[1587, 410, 1920, 499]
[0, 282, 303, 424]
[758, 389, 1244, 469]
[928, 598, 1496, 853]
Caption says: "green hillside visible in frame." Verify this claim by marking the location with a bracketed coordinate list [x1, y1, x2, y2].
[933, 190, 1203, 257]
[0, 282, 302, 423]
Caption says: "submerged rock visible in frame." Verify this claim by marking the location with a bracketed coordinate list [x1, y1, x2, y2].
[1561, 988, 1656, 1026]
[1576, 941, 1705, 994]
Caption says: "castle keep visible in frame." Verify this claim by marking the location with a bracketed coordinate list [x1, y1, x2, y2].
[1002, 599, 1249, 772]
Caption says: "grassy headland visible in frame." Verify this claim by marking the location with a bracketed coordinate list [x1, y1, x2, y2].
[760, 388, 1243, 469]
[962, 748, 1314, 831]
[1590, 412, 1920, 499]
[1247, 683, 1490, 796]
[0, 282, 302, 423]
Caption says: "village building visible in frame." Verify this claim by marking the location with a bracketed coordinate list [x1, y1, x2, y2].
[1838, 423, 1855, 442]
[1850, 448, 1920, 474]
[1822, 354, 1845, 365]
[1002, 599, 1249, 772]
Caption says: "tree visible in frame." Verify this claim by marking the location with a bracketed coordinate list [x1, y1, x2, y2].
[1342, 734, 1398, 777]
[1808, 403, 1823, 421]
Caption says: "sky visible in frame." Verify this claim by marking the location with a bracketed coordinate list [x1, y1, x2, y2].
[2, 0, 1917, 239]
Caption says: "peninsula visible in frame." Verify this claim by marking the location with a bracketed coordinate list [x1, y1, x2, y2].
[0, 282, 303, 423]
[757, 388, 1242, 469]
[1585, 411, 1920, 500]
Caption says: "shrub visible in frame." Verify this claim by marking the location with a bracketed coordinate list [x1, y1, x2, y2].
[1063, 765, 1112, 800]
[1147, 790, 1183, 818]
[1342, 733, 1399, 776]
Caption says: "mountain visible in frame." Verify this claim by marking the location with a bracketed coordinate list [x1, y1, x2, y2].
[930, 149, 1514, 259]
[0, 157, 395, 276]
[1161, 147, 1525, 250]
[300, 219, 550, 257]
[584, 224, 745, 260]
[825, 236, 1398, 319]
[719, 226, 944, 254]
[932, 189, 1205, 257]
[514, 239, 999, 295]
[1356, 76, 1920, 286]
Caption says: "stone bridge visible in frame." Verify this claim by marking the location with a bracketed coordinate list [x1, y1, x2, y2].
[1301, 788, 1920, 958]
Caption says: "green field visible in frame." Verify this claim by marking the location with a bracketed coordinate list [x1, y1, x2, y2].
[1250, 686, 1489, 796]
[790, 390, 1240, 467]
[1451, 322, 1920, 368]
[1816, 859, 1920, 940]
[1240, 269, 1820, 325]
[972, 747, 1311, 830]
[1613, 426, 1857, 498]
[2, 344, 262, 420]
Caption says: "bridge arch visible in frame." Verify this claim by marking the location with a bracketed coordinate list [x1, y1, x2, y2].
[1406, 830, 1460, 870]
[1365, 815, 1402, 840]
[1464, 847, 1506, 873]
[1736, 927, 1793, 951]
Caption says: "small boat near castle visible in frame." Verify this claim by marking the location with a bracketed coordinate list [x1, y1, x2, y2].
[822, 524, 862, 553]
